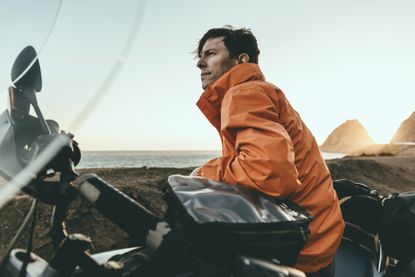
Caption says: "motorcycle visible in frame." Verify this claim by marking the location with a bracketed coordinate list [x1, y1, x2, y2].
[0, 46, 414, 277]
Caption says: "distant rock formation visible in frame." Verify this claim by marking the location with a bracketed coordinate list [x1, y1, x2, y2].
[321, 119, 375, 154]
[390, 112, 415, 143]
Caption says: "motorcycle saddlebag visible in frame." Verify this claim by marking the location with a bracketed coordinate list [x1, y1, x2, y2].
[163, 175, 312, 266]
[379, 191, 415, 264]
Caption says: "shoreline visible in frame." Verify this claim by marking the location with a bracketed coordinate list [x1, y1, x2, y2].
[77, 155, 415, 196]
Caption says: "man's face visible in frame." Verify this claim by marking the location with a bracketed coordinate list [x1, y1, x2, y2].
[197, 37, 238, 90]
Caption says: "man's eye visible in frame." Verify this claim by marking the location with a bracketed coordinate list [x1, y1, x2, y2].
[207, 51, 215, 56]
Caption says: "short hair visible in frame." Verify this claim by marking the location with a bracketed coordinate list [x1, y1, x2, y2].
[196, 26, 260, 64]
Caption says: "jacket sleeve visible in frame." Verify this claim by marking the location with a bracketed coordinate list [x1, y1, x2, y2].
[198, 86, 301, 198]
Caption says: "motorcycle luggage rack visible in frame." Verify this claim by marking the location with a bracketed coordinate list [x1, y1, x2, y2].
[343, 222, 387, 272]
[343, 222, 377, 253]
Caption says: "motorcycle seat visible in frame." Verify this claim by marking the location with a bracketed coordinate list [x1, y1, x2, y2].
[334, 238, 376, 277]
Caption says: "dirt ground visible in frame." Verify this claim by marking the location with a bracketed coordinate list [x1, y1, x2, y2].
[1, 156, 414, 261]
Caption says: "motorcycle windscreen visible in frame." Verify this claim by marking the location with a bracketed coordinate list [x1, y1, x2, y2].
[0, 1, 145, 208]
[0, 110, 23, 179]
[0, 1, 61, 183]
[0, 0, 62, 94]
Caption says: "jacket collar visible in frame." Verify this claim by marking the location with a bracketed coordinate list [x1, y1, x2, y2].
[196, 63, 265, 129]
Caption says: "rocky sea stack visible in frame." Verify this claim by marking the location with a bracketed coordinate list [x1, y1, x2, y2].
[321, 119, 375, 154]
[390, 112, 415, 143]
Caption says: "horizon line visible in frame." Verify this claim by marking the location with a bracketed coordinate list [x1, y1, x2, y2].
[82, 149, 221, 152]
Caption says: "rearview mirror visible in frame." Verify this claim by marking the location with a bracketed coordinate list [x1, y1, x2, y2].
[11, 46, 42, 92]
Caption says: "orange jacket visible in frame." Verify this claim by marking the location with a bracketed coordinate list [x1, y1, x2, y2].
[196, 63, 344, 273]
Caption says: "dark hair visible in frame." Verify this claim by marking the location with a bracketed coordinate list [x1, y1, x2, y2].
[196, 26, 260, 63]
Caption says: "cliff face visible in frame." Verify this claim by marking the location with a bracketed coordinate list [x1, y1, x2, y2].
[390, 112, 415, 143]
[321, 119, 375, 154]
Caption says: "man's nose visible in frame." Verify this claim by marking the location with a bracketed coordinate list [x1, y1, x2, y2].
[197, 58, 205, 69]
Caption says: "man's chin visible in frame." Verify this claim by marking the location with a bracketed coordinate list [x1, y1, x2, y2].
[202, 82, 210, 90]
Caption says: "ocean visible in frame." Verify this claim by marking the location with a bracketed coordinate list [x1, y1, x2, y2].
[77, 151, 344, 169]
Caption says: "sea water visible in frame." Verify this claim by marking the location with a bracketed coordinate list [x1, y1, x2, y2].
[77, 151, 344, 169]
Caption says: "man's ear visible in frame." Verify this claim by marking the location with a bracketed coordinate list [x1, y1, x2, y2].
[238, 53, 250, 64]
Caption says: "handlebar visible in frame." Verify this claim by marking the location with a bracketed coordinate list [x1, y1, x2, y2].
[74, 174, 161, 245]
[40, 174, 162, 276]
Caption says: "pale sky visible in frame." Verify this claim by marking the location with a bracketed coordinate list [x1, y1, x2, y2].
[0, 0, 414, 150]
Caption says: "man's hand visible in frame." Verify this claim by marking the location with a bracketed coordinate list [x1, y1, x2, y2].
[190, 166, 201, 176]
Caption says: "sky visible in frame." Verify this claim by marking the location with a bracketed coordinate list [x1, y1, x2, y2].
[0, 0, 414, 151]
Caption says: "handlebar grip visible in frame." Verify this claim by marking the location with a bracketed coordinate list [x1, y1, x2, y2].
[74, 174, 160, 244]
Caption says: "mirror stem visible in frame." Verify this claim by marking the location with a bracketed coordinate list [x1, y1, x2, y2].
[24, 89, 51, 134]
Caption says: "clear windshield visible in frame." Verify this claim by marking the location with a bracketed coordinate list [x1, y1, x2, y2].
[0, 0, 62, 93]
[0, 0, 145, 208]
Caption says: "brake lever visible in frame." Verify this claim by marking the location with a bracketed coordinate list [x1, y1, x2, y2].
[49, 234, 123, 276]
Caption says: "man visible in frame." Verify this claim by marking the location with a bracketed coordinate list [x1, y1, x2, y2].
[193, 26, 344, 276]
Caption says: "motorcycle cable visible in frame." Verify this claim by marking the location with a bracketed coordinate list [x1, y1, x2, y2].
[18, 198, 39, 277]
[0, 198, 38, 271]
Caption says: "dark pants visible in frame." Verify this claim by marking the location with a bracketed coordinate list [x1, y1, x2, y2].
[306, 260, 335, 277]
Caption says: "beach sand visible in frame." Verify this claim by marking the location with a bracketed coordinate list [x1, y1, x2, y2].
[1, 156, 414, 261]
